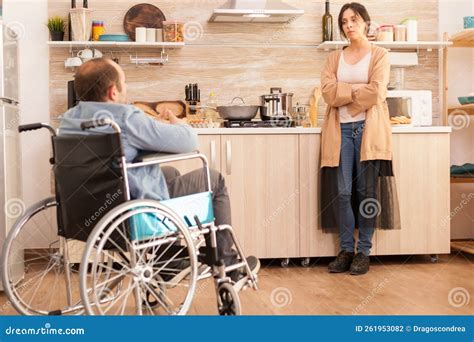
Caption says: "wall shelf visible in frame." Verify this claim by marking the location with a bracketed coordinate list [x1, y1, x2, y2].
[47, 41, 185, 49]
[317, 40, 452, 51]
[450, 29, 474, 48]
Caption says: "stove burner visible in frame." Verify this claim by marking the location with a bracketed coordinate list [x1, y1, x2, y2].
[224, 120, 295, 128]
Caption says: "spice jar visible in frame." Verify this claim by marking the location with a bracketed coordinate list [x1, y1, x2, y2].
[163, 21, 184, 42]
[394, 25, 407, 41]
[376, 25, 394, 42]
[401, 17, 418, 42]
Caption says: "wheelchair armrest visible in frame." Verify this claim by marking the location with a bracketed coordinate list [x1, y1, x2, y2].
[127, 150, 213, 192]
[128, 151, 204, 168]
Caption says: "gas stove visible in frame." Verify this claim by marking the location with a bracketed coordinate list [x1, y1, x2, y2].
[223, 120, 295, 128]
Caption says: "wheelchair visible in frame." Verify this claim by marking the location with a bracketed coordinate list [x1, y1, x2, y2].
[1, 118, 258, 316]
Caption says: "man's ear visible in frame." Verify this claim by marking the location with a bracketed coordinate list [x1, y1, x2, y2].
[107, 84, 118, 102]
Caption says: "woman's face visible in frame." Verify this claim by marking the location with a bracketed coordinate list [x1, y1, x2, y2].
[341, 8, 367, 41]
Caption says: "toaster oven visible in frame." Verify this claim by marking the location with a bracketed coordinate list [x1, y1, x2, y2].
[386, 90, 432, 126]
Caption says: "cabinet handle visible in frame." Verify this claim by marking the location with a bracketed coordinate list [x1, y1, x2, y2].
[210, 140, 216, 170]
[226, 140, 232, 175]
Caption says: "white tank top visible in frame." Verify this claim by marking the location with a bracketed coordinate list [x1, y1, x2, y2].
[337, 51, 371, 123]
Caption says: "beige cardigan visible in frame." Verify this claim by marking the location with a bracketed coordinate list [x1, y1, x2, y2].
[320, 45, 392, 168]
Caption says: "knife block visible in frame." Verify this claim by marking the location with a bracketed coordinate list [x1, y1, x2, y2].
[186, 101, 200, 116]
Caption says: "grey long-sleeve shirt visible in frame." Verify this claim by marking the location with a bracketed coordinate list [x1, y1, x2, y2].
[58, 101, 198, 200]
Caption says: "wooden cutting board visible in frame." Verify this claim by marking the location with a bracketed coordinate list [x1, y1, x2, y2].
[123, 3, 166, 41]
[310, 86, 321, 127]
[134, 101, 186, 120]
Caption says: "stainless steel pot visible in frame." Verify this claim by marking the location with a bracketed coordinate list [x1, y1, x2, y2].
[217, 97, 259, 121]
[260, 88, 294, 121]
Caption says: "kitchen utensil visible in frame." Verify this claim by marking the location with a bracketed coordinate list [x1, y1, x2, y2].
[123, 4, 166, 41]
[135, 27, 147, 43]
[458, 96, 474, 105]
[394, 25, 407, 41]
[293, 103, 310, 127]
[217, 97, 260, 121]
[401, 17, 417, 42]
[463, 16, 474, 29]
[155, 101, 186, 118]
[134, 101, 187, 119]
[98, 34, 130, 41]
[77, 48, 93, 61]
[92, 49, 103, 58]
[260, 88, 294, 121]
[146, 28, 156, 42]
[156, 28, 163, 42]
[65, 56, 82, 68]
[70, 8, 92, 41]
[310, 86, 321, 127]
[376, 25, 394, 42]
[92, 20, 105, 41]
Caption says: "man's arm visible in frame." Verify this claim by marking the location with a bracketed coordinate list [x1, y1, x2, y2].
[124, 107, 198, 154]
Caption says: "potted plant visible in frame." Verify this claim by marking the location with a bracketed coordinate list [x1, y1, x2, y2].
[47, 16, 65, 41]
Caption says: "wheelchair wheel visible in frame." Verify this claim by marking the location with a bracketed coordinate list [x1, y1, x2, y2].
[217, 283, 241, 316]
[79, 199, 198, 316]
[1, 197, 93, 315]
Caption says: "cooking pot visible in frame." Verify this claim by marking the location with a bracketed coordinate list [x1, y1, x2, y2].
[260, 88, 294, 121]
[217, 97, 259, 121]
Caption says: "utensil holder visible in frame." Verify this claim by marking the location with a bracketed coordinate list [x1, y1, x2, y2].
[70, 8, 92, 41]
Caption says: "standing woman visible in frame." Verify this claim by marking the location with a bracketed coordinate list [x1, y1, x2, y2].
[320, 2, 400, 275]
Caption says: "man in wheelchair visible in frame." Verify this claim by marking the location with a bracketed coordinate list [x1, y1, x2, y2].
[59, 58, 259, 284]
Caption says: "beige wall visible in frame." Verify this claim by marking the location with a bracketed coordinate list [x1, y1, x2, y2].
[49, 0, 441, 122]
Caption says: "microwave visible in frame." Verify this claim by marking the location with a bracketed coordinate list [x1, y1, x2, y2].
[386, 90, 432, 126]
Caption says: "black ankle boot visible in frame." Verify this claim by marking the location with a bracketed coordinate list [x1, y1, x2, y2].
[350, 253, 370, 275]
[328, 251, 354, 273]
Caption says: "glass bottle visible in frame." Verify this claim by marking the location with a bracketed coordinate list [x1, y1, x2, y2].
[322, 0, 333, 42]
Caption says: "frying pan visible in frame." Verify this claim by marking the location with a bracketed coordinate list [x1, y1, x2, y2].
[216, 97, 260, 121]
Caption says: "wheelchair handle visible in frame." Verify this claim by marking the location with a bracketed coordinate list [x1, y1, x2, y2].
[18, 123, 56, 136]
[81, 119, 121, 133]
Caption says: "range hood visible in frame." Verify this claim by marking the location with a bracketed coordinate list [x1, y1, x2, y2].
[209, 0, 304, 23]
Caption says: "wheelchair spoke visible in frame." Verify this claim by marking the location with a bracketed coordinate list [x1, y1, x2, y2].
[102, 278, 136, 315]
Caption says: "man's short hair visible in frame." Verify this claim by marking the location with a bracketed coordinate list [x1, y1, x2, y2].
[74, 58, 122, 102]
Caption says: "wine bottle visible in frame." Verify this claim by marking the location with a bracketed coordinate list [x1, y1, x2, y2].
[322, 0, 333, 42]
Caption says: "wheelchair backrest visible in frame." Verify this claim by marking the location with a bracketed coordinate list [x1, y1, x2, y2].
[53, 133, 127, 242]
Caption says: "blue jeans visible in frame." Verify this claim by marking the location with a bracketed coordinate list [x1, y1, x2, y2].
[337, 120, 375, 256]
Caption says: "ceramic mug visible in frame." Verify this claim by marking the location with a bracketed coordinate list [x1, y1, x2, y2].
[65, 56, 83, 68]
[77, 48, 93, 61]
[92, 49, 103, 58]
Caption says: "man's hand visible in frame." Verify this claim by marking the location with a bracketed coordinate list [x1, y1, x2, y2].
[157, 109, 187, 125]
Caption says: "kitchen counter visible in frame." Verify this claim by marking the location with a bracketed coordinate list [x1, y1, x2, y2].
[194, 126, 452, 135]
